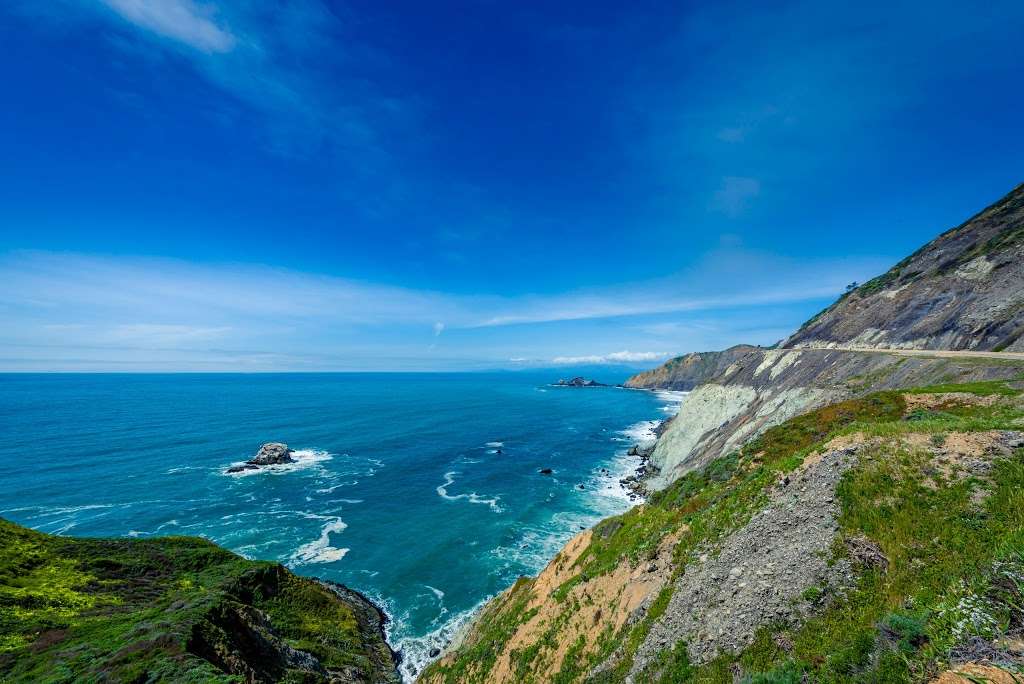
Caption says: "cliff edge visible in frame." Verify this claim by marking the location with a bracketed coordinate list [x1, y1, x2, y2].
[0, 518, 400, 683]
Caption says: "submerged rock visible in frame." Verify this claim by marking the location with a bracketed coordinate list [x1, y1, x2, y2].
[538, 468, 553, 475]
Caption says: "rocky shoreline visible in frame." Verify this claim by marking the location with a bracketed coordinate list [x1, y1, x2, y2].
[618, 414, 674, 500]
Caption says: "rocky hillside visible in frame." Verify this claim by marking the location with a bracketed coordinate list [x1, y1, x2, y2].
[644, 347, 1024, 488]
[0, 519, 400, 683]
[786, 183, 1024, 351]
[422, 380, 1024, 683]
[624, 345, 761, 391]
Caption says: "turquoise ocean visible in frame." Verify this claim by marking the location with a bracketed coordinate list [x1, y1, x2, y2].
[0, 372, 683, 680]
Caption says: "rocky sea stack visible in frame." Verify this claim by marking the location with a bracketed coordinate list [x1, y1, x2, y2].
[554, 377, 607, 387]
[249, 442, 295, 465]
[227, 442, 295, 473]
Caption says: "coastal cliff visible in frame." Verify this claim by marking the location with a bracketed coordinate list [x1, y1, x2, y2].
[785, 182, 1024, 352]
[0, 518, 400, 683]
[420, 183, 1024, 684]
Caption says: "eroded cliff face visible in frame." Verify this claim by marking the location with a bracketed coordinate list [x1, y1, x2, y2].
[646, 347, 1024, 487]
[623, 345, 761, 391]
[785, 183, 1024, 352]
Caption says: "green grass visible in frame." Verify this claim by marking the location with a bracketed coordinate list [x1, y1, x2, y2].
[0, 519, 395, 683]
[685, 391, 1024, 682]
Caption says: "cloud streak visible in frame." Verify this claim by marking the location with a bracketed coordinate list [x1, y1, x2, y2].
[550, 351, 670, 365]
[99, 0, 236, 53]
[0, 249, 888, 370]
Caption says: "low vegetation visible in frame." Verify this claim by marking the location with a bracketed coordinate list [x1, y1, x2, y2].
[0, 520, 397, 683]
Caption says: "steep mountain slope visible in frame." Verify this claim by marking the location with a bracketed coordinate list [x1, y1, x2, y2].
[786, 183, 1024, 351]
[0, 519, 400, 683]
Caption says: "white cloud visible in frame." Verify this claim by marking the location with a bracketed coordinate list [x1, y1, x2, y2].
[712, 176, 761, 217]
[550, 351, 670, 365]
[99, 0, 236, 53]
[0, 249, 889, 370]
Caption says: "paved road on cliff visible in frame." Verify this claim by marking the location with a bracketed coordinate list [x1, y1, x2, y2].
[781, 346, 1024, 361]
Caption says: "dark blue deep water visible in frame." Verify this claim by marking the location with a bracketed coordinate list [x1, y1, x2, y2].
[0, 372, 682, 679]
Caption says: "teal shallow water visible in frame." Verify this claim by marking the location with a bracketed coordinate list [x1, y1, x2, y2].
[0, 372, 682, 679]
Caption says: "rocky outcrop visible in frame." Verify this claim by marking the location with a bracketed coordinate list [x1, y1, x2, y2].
[785, 183, 1024, 352]
[227, 442, 295, 472]
[555, 377, 607, 387]
[623, 344, 761, 390]
[249, 442, 294, 465]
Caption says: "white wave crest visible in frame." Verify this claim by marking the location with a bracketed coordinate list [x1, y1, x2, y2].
[436, 472, 503, 512]
[391, 597, 490, 683]
[655, 389, 689, 413]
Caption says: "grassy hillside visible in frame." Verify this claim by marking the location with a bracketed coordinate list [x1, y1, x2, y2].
[422, 378, 1024, 683]
[0, 521, 398, 683]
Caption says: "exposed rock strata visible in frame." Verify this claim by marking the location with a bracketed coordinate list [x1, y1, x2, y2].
[645, 347, 1024, 487]
[785, 183, 1024, 352]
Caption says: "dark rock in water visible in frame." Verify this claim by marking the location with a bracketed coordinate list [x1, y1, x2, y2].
[248, 442, 295, 466]
[554, 377, 607, 387]
[227, 442, 296, 474]
[577, 484, 586, 490]
[539, 468, 553, 475]
[628, 445, 639, 456]
[429, 647, 441, 658]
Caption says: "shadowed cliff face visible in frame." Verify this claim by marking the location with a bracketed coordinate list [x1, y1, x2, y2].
[786, 183, 1024, 352]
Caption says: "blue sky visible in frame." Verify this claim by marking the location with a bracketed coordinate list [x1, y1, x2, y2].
[0, 1, 1022, 371]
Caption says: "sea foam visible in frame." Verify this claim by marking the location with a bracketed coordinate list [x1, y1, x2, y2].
[436, 471, 503, 513]
[290, 517, 349, 565]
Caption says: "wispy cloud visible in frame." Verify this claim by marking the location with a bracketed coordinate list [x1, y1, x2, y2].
[550, 351, 670, 365]
[14, 0, 405, 158]
[99, 0, 236, 53]
[0, 249, 888, 370]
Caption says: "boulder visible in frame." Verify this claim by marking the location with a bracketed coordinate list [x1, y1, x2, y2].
[538, 468, 553, 475]
[248, 442, 295, 466]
